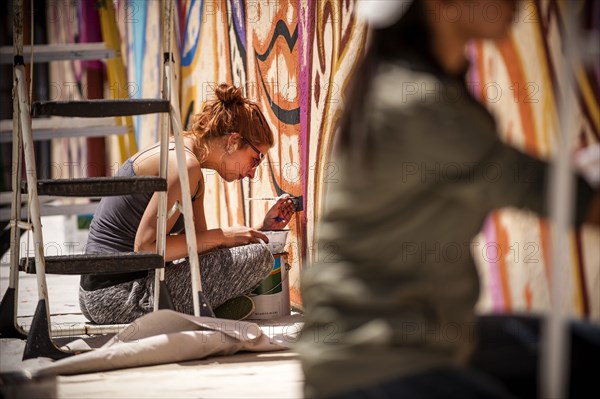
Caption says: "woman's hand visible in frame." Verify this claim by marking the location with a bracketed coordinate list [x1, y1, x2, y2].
[261, 194, 296, 231]
[221, 226, 269, 247]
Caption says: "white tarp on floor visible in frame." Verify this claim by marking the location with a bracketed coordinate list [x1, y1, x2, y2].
[29, 310, 292, 376]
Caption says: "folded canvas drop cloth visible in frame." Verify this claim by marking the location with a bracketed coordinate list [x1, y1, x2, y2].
[34, 310, 291, 376]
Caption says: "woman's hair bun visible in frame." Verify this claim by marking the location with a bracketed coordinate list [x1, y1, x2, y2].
[215, 83, 243, 106]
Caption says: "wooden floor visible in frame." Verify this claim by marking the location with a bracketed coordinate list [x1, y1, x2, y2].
[0, 217, 305, 398]
[2, 344, 303, 398]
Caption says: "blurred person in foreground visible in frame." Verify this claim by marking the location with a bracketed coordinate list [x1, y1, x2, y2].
[296, 0, 600, 398]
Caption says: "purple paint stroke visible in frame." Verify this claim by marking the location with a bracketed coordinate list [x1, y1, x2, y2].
[483, 216, 504, 312]
[231, 0, 246, 51]
[299, 0, 313, 216]
[593, 0, 600, 88]
[80, 0, 103, 71]
[467, 42, 481, 102]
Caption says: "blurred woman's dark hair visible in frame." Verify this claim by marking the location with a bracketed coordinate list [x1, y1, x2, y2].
[339, 0, 439, 158]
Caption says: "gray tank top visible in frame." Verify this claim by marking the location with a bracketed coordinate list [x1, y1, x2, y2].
[81, 144, 199, 290]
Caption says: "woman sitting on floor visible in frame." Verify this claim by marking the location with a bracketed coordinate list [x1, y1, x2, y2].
[80, 83, 295, 324]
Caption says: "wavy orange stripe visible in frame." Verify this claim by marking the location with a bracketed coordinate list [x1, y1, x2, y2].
[496, 38, 540, 155]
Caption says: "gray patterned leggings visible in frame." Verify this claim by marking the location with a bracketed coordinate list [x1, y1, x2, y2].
[79, 244, 274, 324]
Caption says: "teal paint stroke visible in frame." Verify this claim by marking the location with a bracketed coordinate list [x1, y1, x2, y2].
[130, 0, 148, 143]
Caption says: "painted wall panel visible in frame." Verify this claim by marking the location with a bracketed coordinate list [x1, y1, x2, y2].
[43, 0, 597, 319]
[118, 0, 600, 319]
[470, 0, 599, 320]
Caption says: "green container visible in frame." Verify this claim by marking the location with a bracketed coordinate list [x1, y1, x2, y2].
[252, 256, 283, 295]
[248, 253, 291, 320]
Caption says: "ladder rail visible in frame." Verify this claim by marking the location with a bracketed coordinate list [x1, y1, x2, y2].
[15, 57, 51, 331]
[162, 0, 198, 314]
[167, 64, 209, 317]
[161, 0, 212, 317]
[154, 0, 172, 309]
[154, 109, 169, 311]
[4, 26, 27, 338]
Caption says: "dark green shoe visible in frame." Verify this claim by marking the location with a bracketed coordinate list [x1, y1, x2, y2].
[214, 295, 255, 320]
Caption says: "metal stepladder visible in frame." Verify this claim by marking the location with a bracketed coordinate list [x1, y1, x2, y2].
[0, 0, 213, 360]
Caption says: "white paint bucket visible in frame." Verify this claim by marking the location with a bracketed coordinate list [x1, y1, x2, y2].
[249, 253, 291, 319]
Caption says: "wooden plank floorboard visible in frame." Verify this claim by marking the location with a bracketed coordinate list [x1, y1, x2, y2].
[57, 352, 303, 398]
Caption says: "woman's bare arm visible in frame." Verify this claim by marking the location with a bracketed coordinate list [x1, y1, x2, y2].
[134, 155, 209, 260]
[134, 155, 266, 261]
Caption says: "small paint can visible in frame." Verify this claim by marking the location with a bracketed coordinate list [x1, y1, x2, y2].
[248, 253, 291, 319]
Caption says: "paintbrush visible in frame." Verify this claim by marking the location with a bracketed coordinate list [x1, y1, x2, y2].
[246, 196, 304, 212]
[246, 197, 281, 201]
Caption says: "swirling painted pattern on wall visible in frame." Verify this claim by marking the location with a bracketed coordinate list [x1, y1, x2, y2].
[113, 0, 597, 316]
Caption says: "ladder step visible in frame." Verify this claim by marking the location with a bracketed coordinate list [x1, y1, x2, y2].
[0, 117, 127, 143]
[21, 177, 167, 197]
[32, 99, 170, 117]
[0, 200, 99, 222]
[19, 253, 164, 275]
[0, 43, 115, 64]
[0, 201, 98, 221]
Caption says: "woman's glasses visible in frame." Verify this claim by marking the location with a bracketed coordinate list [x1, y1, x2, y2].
[242, 137, 265, 168]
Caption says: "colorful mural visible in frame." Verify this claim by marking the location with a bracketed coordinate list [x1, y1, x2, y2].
[171, 0, 367, 306]
[42, 0, 597, 316]
[107, 0, 600, 315]
[469, 0, 599, 320]
[301, 0, 367, 294]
